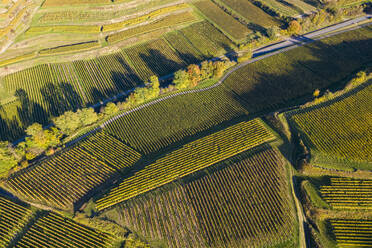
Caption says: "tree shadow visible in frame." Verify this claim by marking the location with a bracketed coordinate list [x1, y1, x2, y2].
[139, 49, 184, 79]
[40, 82, 82, 117]
[227, 38, 372, 113]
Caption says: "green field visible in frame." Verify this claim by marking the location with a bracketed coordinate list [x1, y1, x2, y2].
[193, 0, 251, 41]
[97, 119, 276, 210]
[223, 27, 372, 113]
[288, 82, 372, 170]
[105, 147, 296, 247]
[105, 85, 248, 154]
[329, 219, 372, 248]
[319, 177, 372, 210]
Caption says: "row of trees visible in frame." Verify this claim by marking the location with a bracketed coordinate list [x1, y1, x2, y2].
[0, 59, 235, 176]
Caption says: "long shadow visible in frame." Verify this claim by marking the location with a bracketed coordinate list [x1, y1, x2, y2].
[139, 49, 184, 79]
[227, 38, 372, 113]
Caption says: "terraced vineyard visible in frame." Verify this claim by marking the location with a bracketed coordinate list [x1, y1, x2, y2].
[219, 0, 280, 28]
[124, 38, 187, 81]
[329, 219, 372, 248]
[105, 85, 248, 154]
[0, 196, 34, 247]
[79, 131, 142, 170]
[193, 0, 251, 41]
[110, 147, 295, 247]
[223, 27, 372, 113]
[320, 177, 372, 209]
[5, 148, 117, 210]
[96, 119, 276, 210]
[289, 82, 372, 169]
[179, 20, 235, 57]
[15, 212, 116, 247]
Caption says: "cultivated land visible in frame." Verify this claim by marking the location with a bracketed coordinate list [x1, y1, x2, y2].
[0, 0, 371, 247]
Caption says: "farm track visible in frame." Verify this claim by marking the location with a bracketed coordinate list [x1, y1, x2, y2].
[66, 15, 372, 148]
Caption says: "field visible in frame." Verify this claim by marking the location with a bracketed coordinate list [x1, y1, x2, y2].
[179, 21, 235, 57]
[223, 27, 372, 113]
[106, 147, 295, 247]
[123, 38, 187, 81]
[79, 131, 142, 171]
[193, 0, 251, 41]
[96, 119, 276, 210]
[329, 219, 372, 248]
[258, 0, 300, 16]
[0, 196, 34, 247]
[289, 82, 372, 169]
[39, 41, 100, 55]
[15, 212, 116, 247]
[219, 0, 280, 28]
[5, 147, 117, 210]
[105, 85, 248, 154]
[319, 177, 372, 210]
[106, 11, 198, 44]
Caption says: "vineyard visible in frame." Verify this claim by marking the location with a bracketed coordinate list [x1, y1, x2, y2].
[5, 147, 117, 210]
[257, 0, 300, 16]
[39, 41, 100, 56]
[193, 0, 251, 41]
[96, 119, 276, 210]
[14, 212, 117, 247]
[223, 27, 372, 113]
[329, 219, 372, 248]
[105, 85, 248, 154]
[219, 0, 280, 28]
[319, 177, 372, 210]
[106, 11, 198, 44]
[0, 196, 34, 247]
[289, 83, 372, 169]
[123, 38, 187, 81]
[179, 21, 235, 57]
[108, 147, 296, 247]
[79, 131, 142, 171]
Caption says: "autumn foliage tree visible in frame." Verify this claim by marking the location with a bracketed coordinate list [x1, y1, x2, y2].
[287, 20, 301, 35]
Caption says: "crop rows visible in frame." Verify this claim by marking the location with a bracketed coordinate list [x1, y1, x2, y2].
[15, 212, 116, 247]
[73, 51, 141, 104]
[123, 38, 187, 81]
[290, 83, 372, 168]
[0, 52, 35, 67]
[106, 11, 197, 44]
[255, 0, 299, 16]
[42, 0, 112, 7]
[320, 177, 372, 209]
[223, 27, 372, 113]
[220, 0, 280, 27]
[5, 148, 116, 210]
[79, 131, 142, 170]
[39, 41, 100, 56]
[97, 119, 276, 210]
[329, 219, 372, 248]
[102, 4, 189, 32]
[164, 31, 206, 64]
[0, 196, 34, 247]
[115, 147, 295, 247]
[193, 0, 250, 41]
[25, 24, 100, 37]
[105, 85, 248, 154]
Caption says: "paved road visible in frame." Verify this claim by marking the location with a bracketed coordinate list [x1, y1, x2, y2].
[66, 15, 371, 147]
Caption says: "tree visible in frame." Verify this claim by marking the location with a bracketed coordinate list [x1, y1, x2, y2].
[313, 89, 320, 98]
[78, 108, 98, 126]
[53, 111, 80, 135]
[287, 20, 301, 35]
[148, 75, 160, 97]
[187, 64, 201, 87]
[213, 61, 226, 78]
[266, 26, 279, 40]
[200, 61, 214, 80]
[173, 70, 191, 90]
[103, 102, 119, 116]
[0, 142, 20, 177]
